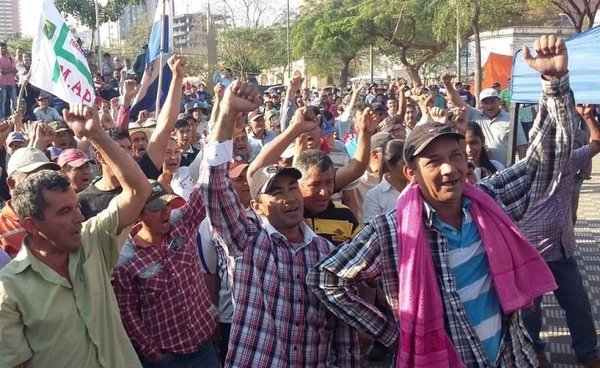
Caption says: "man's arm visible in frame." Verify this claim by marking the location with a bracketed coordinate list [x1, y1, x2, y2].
[63, 106, 151, 234]
[334, 107, 380, 191]
[280, 72, 303, 131]
[441, 73, 470, 109]
[146, 55, 186, 170]
[479, 35, 573, 221]
[0, 283, 33, 367]
[307, 221, 398, 347]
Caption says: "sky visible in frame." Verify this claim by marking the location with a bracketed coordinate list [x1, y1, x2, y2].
[20, 0, 302, 37]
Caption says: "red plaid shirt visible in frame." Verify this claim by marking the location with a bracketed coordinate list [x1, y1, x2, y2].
[199, 141, 359, 367]
[112, 184, 218, 358]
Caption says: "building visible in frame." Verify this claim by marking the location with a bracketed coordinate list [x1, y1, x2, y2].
[0, 0, 20, 39]
[173, 13, 204, 51]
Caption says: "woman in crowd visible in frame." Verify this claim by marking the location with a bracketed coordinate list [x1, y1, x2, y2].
[466, 121, 505, 181]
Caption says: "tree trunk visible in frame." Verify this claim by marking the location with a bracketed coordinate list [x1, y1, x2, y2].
[471, 0, 482, 107]
[405, 66, 422, 87]
[339, 57, 352, 87]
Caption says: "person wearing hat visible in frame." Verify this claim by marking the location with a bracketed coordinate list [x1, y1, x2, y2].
[48, 120, 74, 151]
[199, 80, 360, 366]
[443, 74, 528, 166]
[33, 95, 63, 123]
[308, 35, 577, 367]
[197, 156, 251, 365]
[128, 124, 150, 162]
[112, 176, 220, 366]
[247, 110, 276, 161]
[5, 131, 26, 156]
[0, 104, 151, 368]
[0, 147, 60, 257]
[57, 148, 96, 193]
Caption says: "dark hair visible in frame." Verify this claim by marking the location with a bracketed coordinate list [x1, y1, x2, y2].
[174, 119, 190, 130]
[107, 128, 131, 142]
[296, 149, 334, 180]
[12, 171, 71, 223]
[381, 139, 405, 175]
[467, 121, 498, 175]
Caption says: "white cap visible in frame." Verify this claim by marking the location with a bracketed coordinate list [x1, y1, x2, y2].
[7, 147, 60, 177]
[479, 88, 499, 101]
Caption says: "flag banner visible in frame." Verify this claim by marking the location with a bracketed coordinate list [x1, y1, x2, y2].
[130, 0, 173, 118]
[30, 0, 95, 106]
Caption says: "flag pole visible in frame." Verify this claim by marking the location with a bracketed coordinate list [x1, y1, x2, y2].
[155, 0, 167, 116]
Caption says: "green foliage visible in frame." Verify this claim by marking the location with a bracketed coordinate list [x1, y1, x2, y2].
[121, 12, 151, 59]
[217, 26, 287, 78]
[54, 0, 143, 31]
[4, 34, 33, 54]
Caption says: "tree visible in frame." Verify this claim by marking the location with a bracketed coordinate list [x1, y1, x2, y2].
[217, 26, 287, 79]
[292, 0, 369, 87]
[54, 0, 143, 47]
[532, 0, 600, 33]
[122, 11, 151, 59]
[5, 33, 33, 54]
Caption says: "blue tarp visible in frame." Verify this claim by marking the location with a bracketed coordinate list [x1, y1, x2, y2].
[511, 26, 600, 104]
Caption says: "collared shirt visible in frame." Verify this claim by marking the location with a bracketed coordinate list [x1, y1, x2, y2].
[362, 176, 400, 224]
[247, 130, 276, 161]
[199, 140, 359, 367]
[307, 74, 576, 367]
[112, 180, 218, 359]
[0, 55, 16, 86]
[519, 145, 591, 261]
[0, 200, 141, 368]
[467, 108, 527, 166]
[33, 106, 63, 122]
[303, 200, 361, 246]
[349, 170, 381, 224]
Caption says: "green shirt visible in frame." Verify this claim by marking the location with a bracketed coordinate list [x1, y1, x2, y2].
[0, 200, 141, 368]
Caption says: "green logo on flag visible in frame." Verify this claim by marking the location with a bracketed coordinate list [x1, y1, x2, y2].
[43, 20, 56, 40]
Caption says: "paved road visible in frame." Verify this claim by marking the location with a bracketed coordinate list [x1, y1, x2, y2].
[365, 155, 600, 368]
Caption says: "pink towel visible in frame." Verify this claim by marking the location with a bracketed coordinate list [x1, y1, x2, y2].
[395, 183, 556, 367]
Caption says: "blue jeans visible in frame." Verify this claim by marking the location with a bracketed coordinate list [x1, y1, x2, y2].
[0, 84, 17, 118]
[521, 256, 599, 362]
[142, 342, 220, 368]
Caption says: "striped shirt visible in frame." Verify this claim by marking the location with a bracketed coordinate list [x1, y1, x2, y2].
[199, 142, 359, 367]
[307, 74, 576, 367]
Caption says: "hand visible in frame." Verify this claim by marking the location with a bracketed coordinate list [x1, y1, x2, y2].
[110, 97, 119, 108]
[138, 110, 149, 123]
[451, 106, 468, 134]
[290, 107, 319, 134]
[213, 83, 225, 100]
[123, 79, 138, 99]
[355, 107, 380, 136]
[289, 70, 304, 94]
[0, 119, 13, 145]
[62, 105, 102, 138]
[523, 35, 568, 79]
[352, 79, 367, 94]
[167, 54, 187, 79]
[576, 104, 595, 119]
[441, 72, 453, 85]
[34, 122, 55, 146]
[147, 351, 164, 364]
[219, 80, 262, 117]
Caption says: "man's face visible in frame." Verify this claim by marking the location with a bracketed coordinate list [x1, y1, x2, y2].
[113, 70, 121, 80]
[7, 141, 25, 155]
[480, 97, 501, 118]
[163, 139, 182, 173]
[31, 187, 84, 252]
[231, 167, 251, 207]
[268, 116, 281, 135]
[173, 126, 192, 149]
[141, 204, 172, 236]
[250, 117, 265, 136]
[23, 54, 31, 66]
[299, 166, 334, 214]
[53, 131, 72, 150]
[387, 100, 399, 115]
[130, 131, 147, 157]
[411, 136, 467, 209]
[192, 109, 203, 121]
[62, 163, 91, 193]
[405, 106, 417, 128]
[0, 45, 7, 56]
[39, 98, 49, 109]
[253, 174, 303, 229]
[233, 131, 250, 158]
[224, 69, 233, 78]
[190, 85, 198, 93]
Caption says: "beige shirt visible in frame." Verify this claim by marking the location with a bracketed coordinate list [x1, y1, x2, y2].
[0, 200, 141, 368]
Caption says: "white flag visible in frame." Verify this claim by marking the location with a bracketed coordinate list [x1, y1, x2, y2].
[29, 0, 95, 106]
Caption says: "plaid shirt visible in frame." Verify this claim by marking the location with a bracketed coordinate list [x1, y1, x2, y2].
[519, 145, 591, 261]
[307, 74, 576, 367]
[199, 142, 360, 367]
[112, 182, 218, 359]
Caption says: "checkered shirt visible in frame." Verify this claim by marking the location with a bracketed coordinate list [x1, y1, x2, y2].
[112, 183, 218, 359]
[199, 157, 360, 367]
[307, 74, 576, 367]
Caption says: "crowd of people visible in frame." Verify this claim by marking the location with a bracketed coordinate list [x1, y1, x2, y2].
[0, 33, 598, 368]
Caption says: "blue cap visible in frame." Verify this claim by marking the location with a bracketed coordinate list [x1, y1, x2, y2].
[321, 118, 336, 136]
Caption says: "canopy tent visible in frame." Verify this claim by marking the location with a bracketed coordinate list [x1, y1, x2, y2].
[511, 26, 600, 104]
[482, 53, 513, 90]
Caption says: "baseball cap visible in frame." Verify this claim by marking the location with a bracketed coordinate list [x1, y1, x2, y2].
[145, 180, 186, 211]
[248, 111, 264, 123]
[249, 165, 302, 199]
[7, 147, 60, 176]
[229, 157, 249, 179]
[370, 102, 387, 113]
[6, 132, 26, 146]
[48, 121, 71, 133]
[479, 88, 499, 101]
[57, 148, 96, 168]
[403, 122, 464, 163]
[371, 132, 392, 150]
